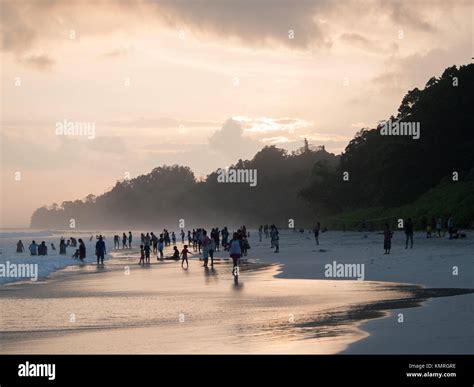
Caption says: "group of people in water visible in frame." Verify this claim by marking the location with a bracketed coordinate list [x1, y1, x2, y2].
[16, 236, 88, 260]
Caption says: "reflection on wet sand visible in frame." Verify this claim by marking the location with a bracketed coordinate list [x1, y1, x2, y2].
[1, 253, 471, 354]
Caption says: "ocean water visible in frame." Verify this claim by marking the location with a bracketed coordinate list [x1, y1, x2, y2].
[0, 229, 120, 285]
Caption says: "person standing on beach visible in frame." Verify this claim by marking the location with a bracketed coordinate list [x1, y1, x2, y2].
[95, 235, 106, 265]
[144, 243, 151, 263]
[16, 240, 25, 253]
[383, 223, 393, 254]
[128, 231, 133, 248]
[313, 222, 321, 245]
[222, 227, 229, 250]
[78, 239, 86, 261]
[447, 215, 454, 239]
[436, 216, 443, 237]
[404, 218, 414, 249]
[157, 235, 164, 260]
[259, 225, 263, 242]
[181, 245, 189, 269]
[201, 230, 211, 267]
[139, 245, 145, 264]
[171, 232, 176, 245]
[122, 233, 128, 249]
[181, 229, 185, 244]
[59, 238, 67, 255]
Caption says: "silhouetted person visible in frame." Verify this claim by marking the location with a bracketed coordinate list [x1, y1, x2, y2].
[29, 241, 38, 255]
[404, 218, 414, 249]
[96, 235, 106, 265]
[16, 240, 24, 253]
[78, 239, 86, 261]
[384, 223, 393, 254]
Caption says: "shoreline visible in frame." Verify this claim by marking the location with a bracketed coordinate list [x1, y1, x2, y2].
[0, 247, 426, 354]
[1, 230, 473, 354]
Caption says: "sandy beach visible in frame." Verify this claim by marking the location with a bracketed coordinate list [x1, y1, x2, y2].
[1, 230, 473, 354]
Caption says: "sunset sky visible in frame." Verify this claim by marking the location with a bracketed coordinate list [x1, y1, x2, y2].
[0, 0, 471, 227]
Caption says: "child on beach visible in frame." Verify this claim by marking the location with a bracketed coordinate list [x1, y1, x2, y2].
[384, 223, 393, 254]
[144, 243, 151, 263]
[181, 245, 189, 269]
[139, 245, 145, 264]
[72, 249, 80, 259]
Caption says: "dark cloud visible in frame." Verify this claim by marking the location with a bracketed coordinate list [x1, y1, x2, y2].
[151, 0, 334, 49]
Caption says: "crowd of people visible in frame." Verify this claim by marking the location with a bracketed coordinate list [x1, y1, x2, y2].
[12, 215, 465, 273]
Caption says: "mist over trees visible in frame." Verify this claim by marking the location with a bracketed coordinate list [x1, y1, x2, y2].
[31, 64, 474, 230]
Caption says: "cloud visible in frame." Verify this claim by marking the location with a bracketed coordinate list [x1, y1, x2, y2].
[20, 54, 55, 70]
[208, 118, 261, 160]
[150, 0, 334, 49]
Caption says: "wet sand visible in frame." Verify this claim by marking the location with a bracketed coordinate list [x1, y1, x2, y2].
[0, 247, 440, 354]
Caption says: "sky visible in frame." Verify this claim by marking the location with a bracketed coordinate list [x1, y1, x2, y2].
[0, 0, 472, 228]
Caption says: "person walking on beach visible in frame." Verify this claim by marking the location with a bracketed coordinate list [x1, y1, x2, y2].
[181, 245, 189, 269]
[122, 233, 128, 249]
[211, 228, 220, 252]
[16, 240, 25, 253]
[270, 225, 279, 253]
[404, 218, 414, 249]
[209, 237, 215, 267]
[95, 235, 106, 265]
[313, 222, 321, 245]
[78, 239, 86, 261]
[229, 232, 242, 269]
[383, 223, 393, 254]
[128, 231, 133, 248]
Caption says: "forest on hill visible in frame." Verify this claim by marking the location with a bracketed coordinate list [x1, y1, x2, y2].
[31, 64, 474, 230]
